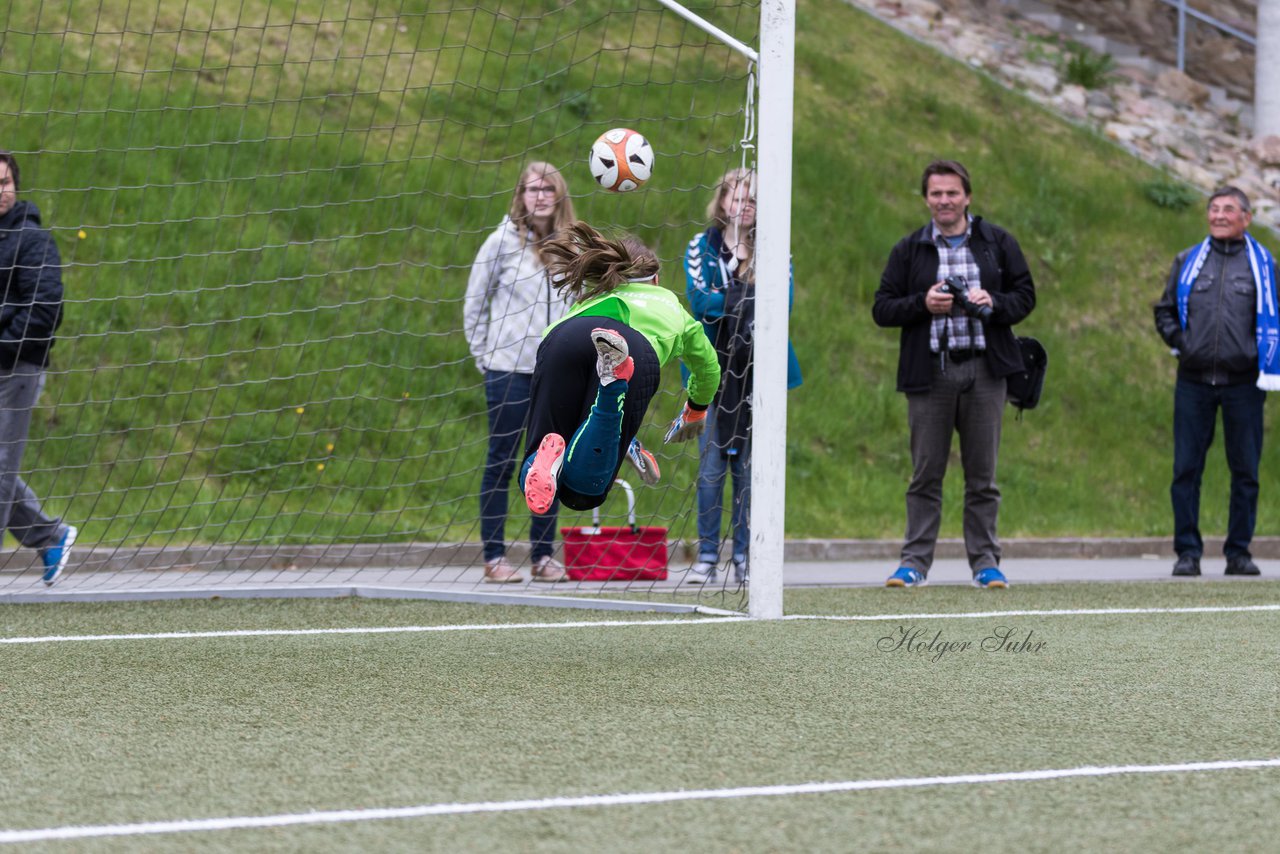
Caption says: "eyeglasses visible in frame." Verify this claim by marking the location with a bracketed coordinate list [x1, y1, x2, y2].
[523, 185, 558, 196]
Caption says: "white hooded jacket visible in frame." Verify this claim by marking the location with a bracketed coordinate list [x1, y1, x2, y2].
[463, 216, 571, 374]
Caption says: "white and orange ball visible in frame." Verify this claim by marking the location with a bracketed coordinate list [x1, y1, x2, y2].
[588, 128, 654, 192]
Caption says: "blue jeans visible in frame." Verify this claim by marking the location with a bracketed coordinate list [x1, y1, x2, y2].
[1171, 377, 1265, 559]
[696, 407, 749, 562]
[481, 371, 555, 563]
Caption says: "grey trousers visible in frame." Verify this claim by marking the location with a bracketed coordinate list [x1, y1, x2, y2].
[0, 363, 62, 550]
[901, 354, 1006, 575]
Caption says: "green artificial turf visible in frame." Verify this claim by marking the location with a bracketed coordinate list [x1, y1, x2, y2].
[3, 584, 1278, 851]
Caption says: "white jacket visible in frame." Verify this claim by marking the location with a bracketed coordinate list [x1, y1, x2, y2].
[463, 217, 571, 374]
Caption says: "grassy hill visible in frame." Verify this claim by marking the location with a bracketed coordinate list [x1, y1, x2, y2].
[787, 1, 1276, 540]
[0, 0, 1269, 547]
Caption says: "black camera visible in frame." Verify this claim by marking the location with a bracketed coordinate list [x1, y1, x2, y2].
[939, 276, 993, 322]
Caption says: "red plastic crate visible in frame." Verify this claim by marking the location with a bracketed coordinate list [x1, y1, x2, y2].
[559, 480, 668, 581]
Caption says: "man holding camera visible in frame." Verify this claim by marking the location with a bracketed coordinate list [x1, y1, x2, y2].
[1153, 186, 1277, 578]
[872, 160, 1037, 589]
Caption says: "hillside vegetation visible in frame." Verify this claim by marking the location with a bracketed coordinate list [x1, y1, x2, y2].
[0, 0, 1270, 547]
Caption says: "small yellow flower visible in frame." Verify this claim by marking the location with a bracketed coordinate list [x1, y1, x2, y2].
[316, 463, 325, 472]
[77, 230, 87, 240]
[295, 407, 305, 414]
[326, 443, 335, 452]
[402, 392, 410, 399]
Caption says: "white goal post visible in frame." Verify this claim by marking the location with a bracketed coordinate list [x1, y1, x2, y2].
[656, 0, 794, 620]
[750, 0, 795, 620]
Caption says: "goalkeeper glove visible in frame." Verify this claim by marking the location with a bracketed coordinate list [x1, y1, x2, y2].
[663, 403, 708, 444]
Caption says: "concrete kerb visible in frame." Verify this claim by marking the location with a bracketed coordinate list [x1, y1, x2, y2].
[3, 538, 1279, 576]
[783, 537, 1280, 561]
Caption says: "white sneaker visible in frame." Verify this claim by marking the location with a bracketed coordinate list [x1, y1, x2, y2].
[685, 558, 717, 584]
[531, 556, 568, 583]
[483, 556, 523, 584]
[591, 328, 633, 385]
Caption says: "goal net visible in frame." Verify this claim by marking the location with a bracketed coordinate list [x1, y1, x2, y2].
[0, 0, 775, 613]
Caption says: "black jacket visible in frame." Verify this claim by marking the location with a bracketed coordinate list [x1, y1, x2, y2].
[872, 216, 1036, 394]
[712, 250, 753, 457]
[1153, 238, 1258, 385]
[0, 200, 64, 369]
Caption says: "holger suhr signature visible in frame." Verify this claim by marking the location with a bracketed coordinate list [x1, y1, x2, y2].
[876, 625, 1048, 662]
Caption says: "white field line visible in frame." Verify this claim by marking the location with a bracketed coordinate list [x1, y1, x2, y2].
[0, 616, 750, 645]
[2, 758, 1277, 844]
[1, 603, 1278, 646]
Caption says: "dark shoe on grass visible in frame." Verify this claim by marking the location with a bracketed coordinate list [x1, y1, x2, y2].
[1172, 554, 1201, 577]
[1225, 555, 1261, 576]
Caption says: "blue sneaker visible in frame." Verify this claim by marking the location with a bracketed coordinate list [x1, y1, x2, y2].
[885, 567, 926, 587]
[973, 567, 1008, 589]
[41, 525, 77, 586]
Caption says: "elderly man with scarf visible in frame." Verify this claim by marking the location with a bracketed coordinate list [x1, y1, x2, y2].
[1154, 186, 1279, 578]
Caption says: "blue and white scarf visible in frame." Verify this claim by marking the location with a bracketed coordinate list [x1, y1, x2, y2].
[1177, 232, 1280, 391]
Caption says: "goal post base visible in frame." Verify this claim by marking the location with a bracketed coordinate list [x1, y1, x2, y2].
[0, 584, 743, 615]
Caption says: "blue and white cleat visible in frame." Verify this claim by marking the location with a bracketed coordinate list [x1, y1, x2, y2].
[625, 438, 660, 486]
[973, 567, 1008, 589]
[885, 566, 926, 588]
[41, 525, 77, 586]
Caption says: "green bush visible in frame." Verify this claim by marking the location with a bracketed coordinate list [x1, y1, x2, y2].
[1143, 179, 1201, 210]
[1060, 43, 1115, 89]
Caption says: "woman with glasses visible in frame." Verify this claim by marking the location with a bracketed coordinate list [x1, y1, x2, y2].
[464, 162, 576, 583]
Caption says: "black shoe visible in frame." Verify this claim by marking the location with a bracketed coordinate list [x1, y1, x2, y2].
[1172, 554, 1201, 577]
[1225, 555, 1261, 576]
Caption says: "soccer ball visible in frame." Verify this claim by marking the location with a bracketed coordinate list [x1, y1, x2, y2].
[588, 128, 654, 192]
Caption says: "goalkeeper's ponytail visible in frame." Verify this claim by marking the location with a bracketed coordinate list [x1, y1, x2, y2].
[542, 221, 659, 302]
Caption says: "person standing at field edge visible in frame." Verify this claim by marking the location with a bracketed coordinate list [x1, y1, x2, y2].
[872, 160, 1036, 590]
[0, 150, 76, 585]
[464, 162, 576, 584]
[682, 167, 803, 586]
[1154, 186, 1277, 578]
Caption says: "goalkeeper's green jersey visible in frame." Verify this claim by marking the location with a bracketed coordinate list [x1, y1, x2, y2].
[546, 281, 721, 407]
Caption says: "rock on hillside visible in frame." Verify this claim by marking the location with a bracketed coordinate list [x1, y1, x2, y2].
[847, 0, 1280, 229]
[1030, 0, 1256, 98]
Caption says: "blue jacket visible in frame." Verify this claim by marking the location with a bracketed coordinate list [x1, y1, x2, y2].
[0, 200, 64, 369]
[683, 226, 802, 389]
